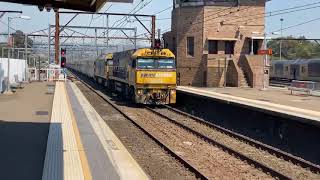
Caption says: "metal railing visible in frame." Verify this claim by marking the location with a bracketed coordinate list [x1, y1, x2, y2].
[289, 80, 320, 95]
[28, 68, 67, 82]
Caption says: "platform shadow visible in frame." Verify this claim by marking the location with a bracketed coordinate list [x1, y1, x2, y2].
[0, 120, 63, 180]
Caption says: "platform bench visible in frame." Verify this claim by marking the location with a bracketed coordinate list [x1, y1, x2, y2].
[288, 86, 311, 95]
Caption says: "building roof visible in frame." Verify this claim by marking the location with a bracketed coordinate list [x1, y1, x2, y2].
[1, 0, 133, 12]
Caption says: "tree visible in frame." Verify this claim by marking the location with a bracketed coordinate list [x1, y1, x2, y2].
[268, 36, 320, 60]
[12, 30, 33, 48]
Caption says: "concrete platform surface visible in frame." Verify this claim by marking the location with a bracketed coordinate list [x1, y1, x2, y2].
[42, 82, 87, 180]
[67, 81, 149, 180]
[195, 87, 320, 112]
[43, 81, 149, 180]
[0, 82, 54, 180]
[177, 86, 320, 123]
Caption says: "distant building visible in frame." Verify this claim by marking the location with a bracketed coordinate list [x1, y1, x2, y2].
[163, 0, 270, 88]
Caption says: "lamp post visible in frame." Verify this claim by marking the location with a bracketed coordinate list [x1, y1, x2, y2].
[280, 18, 284, 60]
[4, 15, 31, 94]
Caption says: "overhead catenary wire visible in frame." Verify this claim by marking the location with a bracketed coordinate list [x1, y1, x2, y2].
[222, 5, 320, 27]
[109, 0, 153, 40]
[154, 5, 173, 15]
[98, 0, 145, 40]
[270, 17, 320, 34]
[205, 1, 320, 28]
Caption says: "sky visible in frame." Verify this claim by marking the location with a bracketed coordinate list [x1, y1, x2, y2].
[0, 0, 320, 43]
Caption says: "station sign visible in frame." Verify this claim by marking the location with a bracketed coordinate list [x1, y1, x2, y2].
[258, 49, 273, 55]
[108, 0, 133, 2]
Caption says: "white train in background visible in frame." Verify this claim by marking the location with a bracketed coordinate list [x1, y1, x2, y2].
[270, 59, 320, 82]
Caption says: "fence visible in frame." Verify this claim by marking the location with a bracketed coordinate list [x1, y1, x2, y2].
[289, 80, 320, 95]
[0, 63, 2, 92]
[291, 80, 320, 91]
[28, 68, 67, 82]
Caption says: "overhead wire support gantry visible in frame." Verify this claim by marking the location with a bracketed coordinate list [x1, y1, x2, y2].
[58, 11, 157, 48]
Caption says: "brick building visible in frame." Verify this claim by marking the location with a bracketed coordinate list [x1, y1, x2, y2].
[163, 0, 270, 88]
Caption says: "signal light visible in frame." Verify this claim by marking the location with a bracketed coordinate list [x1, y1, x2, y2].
[155, 39, 161, 49]
[61, 48, 66, 57]
[61, 57, 66, 68]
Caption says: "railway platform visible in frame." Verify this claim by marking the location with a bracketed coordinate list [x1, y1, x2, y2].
[42, 81, 149, 180]
[0, 81, 148, 180]
[177, 86, 320, 124]
[0, 82, 54, 180]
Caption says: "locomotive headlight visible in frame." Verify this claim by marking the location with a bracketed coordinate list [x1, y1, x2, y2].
[137, 89, 143, 95]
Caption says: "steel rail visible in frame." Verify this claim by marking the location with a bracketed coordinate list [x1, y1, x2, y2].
[145, 106, 291, 180]
[163, 105, 320, 174]
[67, 70, 208, 180]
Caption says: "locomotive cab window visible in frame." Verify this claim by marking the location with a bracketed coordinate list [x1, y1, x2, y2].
[158, 59, 176, 69]
[136, 58, 176, 69]
[137, 59, 156, 69]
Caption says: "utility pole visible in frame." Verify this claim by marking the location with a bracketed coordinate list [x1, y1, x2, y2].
[5, 16, 12, 94]
[151, 15, 156, 48]
[106, 15, 109, 46]
[38, 56, 41, 82]
[55, 10, 60, 65]
[95, 28, 98, 57]
[25, 33, 28, 82]
[134, 27, 137, 49]
[48, 24, 51, 64]
[280, 18, 284, 60]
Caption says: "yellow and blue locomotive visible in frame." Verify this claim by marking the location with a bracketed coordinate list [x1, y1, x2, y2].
[94, 48, 177, 104]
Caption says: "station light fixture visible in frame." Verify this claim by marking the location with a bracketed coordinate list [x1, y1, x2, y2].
[19, 15, 31, 20]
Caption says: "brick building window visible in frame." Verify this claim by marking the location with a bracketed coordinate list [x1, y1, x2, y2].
[225, 41, 235, 55]
[248, 39, 262, 55]
[208, 40, 218, 54]
[173, 37, 177, 55]
[187, 37, 195, 57]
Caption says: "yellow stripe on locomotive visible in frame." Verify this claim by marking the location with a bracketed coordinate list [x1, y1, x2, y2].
[136, 71, 176, 85]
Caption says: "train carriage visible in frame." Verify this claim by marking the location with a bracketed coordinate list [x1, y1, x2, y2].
[270, 59, 320, 82]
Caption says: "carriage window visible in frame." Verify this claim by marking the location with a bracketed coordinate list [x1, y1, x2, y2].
[285, 66, 289, 72]
[301, 66, 306, 73]
[308, 63, 320, 77]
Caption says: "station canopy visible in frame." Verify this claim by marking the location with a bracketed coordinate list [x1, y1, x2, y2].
[1, 0, 133, 12]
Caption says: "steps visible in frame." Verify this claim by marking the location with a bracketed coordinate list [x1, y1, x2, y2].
[238, 68, 250, 88]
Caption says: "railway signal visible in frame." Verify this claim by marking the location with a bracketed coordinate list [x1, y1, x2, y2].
[61, 48, 66, 68]
[155, 39, 161, 49]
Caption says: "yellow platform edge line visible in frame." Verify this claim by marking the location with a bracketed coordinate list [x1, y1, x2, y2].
[63, 82, 92, 180]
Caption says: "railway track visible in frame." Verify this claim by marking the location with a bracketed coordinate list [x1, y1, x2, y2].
[69, 71, 320, 179]
[146, 106, 320, 179]
[68, 71, 207, 179]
